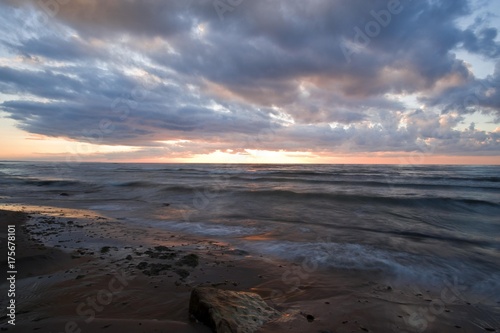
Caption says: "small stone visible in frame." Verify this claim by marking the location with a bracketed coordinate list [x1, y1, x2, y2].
[175, 268, 190, 279]
[100, 246, 111, 253]
[154, 245, 171, 252]
[136, 262, 148, 270]
[176, 254, 199, 267]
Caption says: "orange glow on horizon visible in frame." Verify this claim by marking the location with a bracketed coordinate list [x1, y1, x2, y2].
[1, 120, 498, 165]
[67, 151, 500, 165]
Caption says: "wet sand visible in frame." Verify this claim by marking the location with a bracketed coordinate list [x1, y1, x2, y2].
[1, 206, 499, 333]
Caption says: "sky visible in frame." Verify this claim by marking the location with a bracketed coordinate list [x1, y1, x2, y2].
[0, 0, 499, 164]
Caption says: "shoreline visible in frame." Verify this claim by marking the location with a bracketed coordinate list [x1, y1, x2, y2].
[1, 206, 499, 332]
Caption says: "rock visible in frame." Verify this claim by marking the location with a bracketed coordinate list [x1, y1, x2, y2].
[189, 287, 280, 333]
[300, 312, 315, 322]
[100, 246, 111, 253]
[136, 261, 148, 270]
[154, 245, 171, 252]
[176, 254, 199, 267]
[175, 268, 190, 279]
[143, 263, 172, 276]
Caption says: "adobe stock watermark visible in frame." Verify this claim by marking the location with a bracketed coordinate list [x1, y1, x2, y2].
[51, 270, 135, 333]
[462, 77, 499, 113]
[268, 234, 335, 300]
[180, 120, 280, 223]
[180, 173, 231, 223]
[341, 0, 404, 63]
[33, 0, 70, 25]
[213, 0, 245, 21]
[51, 74, 159, 178]
[400, 277, 468, 333]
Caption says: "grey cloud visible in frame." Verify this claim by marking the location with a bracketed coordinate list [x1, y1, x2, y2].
[0, 0, 499, 157]
[463, 27, 500, 58]
[421, 62, 500, 120]
[0, 66, 84, 100]
[12, 35, 104, 62]
[25, 0, 194, 38]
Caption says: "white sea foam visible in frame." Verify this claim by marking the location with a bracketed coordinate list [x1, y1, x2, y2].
[242, 240, 500, 301]
[134, 219, 262, 237]
[245, 240, 414, 272]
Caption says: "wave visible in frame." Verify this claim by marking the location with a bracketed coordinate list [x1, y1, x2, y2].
[139, 219, 262, 237]
[383, 230, 495, 247]
[161, 167, 206, 173]
[239, 189, 500, 210]
[270, 173, 500, 183]
[22, 179, 84, 187]
[225, 176, 500, 190]
[243, 240, 500, 296]
[251, 240, 484, 288]
[379, 175, 500, 183]
[160, 185, 205, 193]
[246, 240, 417, 272]
[446, 176, 500, 182]
[112, 181, 158, 188]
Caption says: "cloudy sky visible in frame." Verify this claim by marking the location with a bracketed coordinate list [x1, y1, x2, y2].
[0, 0, 499, 164]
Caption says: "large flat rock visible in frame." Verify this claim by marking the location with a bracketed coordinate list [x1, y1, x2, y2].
[189, 287, 281, 333]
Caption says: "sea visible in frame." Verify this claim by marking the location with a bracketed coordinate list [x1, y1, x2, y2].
[1, 162, 499, 303]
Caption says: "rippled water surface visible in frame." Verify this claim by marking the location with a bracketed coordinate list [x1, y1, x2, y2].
[1, 162, 499, 299]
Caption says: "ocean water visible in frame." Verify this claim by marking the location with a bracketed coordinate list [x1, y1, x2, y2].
[1, 162, 499, 300]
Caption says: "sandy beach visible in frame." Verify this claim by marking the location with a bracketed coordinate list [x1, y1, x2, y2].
[1, 205, 499, 333]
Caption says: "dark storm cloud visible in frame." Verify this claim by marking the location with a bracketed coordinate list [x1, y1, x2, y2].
[0, 0, 499, 156]
[156, 0, 473, 97]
